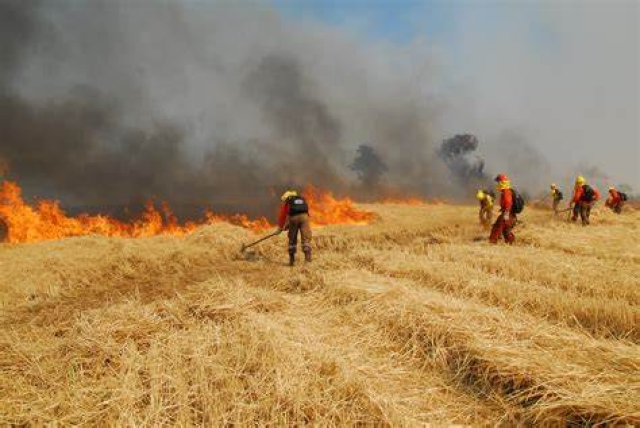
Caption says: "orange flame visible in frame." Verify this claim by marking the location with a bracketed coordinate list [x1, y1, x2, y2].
[204, 212, 272, 233]
[0, 181, 202, 243]
[302, 185, 375, 226]
[0, 181, 375, 243]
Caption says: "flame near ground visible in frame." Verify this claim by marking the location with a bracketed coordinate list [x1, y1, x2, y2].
[0, 181, 378, 244]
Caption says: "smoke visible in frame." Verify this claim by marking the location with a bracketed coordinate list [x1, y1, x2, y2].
[349, 144, 388, 196]
[478, 130, 552, 195]
[242, 53, 346, 191]
[0, 1, 634, 217]
[438, 134, 488, 192]
[0, 0, 42, 84]
[440, 2, 638, 190]
[0, 0, 456, 217]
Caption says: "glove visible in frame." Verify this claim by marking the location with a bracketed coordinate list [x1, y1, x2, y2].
[276, 227, 283, 234]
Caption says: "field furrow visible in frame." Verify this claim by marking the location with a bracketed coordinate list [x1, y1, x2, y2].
[1, 204, 638, 425]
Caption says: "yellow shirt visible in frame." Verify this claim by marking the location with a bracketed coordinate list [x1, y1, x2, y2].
[481, 195, 494, 209]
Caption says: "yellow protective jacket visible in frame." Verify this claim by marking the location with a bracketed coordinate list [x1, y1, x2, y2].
[480, 194, 494, 209]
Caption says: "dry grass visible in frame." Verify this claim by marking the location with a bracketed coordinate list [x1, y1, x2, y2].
[1, 204, 639, 426]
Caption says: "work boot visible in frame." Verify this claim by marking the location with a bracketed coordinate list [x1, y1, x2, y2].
[288, 252, 295, 266]
[304, 249, 312, 263]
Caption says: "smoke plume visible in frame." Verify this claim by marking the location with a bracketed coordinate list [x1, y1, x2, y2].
[0, 0, 455, 218]
[438, 134, 488, 192]
[349, 145, 388, 197]
[0, 0, 635, 218]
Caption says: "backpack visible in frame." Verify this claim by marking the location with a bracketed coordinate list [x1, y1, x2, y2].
[555, 190, 564, 201]
[287, 196, 309, 216]
[510, 189, 525, 215]
[581, 185, 595, 202]
[619, 192, 628, 202]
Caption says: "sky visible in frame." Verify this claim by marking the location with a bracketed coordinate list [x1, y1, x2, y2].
[2, 0, 637, 210]
[272, 0, 639, 189]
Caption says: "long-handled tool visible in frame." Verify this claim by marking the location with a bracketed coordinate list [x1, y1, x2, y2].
[532, 193, 550, 205]
[552, 206, 572, 219]
[241, 229, 281, 252]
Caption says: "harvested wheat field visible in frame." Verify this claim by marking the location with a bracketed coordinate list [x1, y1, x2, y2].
[1, 203, 639, 426]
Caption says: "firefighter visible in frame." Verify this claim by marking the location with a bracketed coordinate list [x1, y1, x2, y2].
[550, 183, 564, 214]
[605, 187, 626, 214]
[570, 176, 600, 226]
[277, 190, 312, 266]
[489, 174, 520, 244]
[476, 189, 494, 227]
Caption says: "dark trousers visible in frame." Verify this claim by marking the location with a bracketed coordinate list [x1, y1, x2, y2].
[611, 201, 624, 214]
[287, 213, 312, 254]
[572, 202, 593, 225]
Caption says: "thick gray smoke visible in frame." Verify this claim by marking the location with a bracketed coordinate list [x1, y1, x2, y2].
[243, 53, 346, 192]
[481, 130, 552, 196]
[438, 134, 488, 191]
[0, 0, 461, 217]
[440, 2, 638, 190]
[0, 1, 41, 83]
[349, 145, 388, 198]
[6, 0, 616, 217]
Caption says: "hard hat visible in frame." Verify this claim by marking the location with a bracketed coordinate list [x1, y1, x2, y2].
[476, 190, 485, 201]
[550, 183, 557, 189]
[609, 187, 616, 192]
[494, 173, 509, 183]
[281, 190, 298, 201]
[575, 175, 585, 185]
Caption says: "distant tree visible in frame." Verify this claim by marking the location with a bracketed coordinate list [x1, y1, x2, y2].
[438, 134, 486, 182]
[349, 144, 388, 189]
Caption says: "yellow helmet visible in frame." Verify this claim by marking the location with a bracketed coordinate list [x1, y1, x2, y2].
[575, 175, 585, 185]
[476, 190, 485, 201]
[280, 190, 298, 201]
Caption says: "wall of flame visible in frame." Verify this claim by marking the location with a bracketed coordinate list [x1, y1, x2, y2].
[0, 181, 379, 244]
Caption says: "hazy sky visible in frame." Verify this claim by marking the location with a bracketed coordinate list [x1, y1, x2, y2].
[273, 0, 639, 188]
[2, 0, 637, 211]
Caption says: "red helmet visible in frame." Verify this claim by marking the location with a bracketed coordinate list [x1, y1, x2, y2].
[494, 173, 509, 182]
